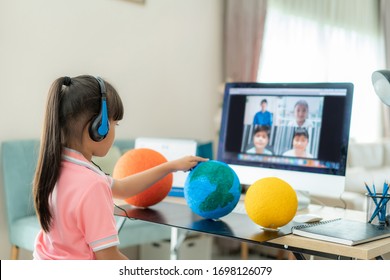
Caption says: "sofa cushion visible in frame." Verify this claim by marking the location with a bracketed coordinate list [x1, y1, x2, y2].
[382, 141, 390, 166]
[347, 142, 384, 168]
[345, 167, 366, 193]
[345, 166, 390, 194]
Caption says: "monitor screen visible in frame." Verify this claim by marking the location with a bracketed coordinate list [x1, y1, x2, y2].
[217, 82, 354, 199]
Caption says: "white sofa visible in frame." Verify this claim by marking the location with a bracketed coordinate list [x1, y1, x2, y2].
[311, 139, 390, 211]
[345, 139, 390, 210]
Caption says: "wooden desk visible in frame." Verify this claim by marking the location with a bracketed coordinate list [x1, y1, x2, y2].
[264, 204, 390, 259]
[114, 197, 390, 260]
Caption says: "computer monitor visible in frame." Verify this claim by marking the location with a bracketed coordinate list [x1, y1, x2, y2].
[217, 82, 354, 199]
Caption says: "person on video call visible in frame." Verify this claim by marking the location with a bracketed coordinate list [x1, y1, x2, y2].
[253, 99, 273, 127]
[246, 125, 273, 155]
[287, 99, 313, 128]
[283, 127, 313, 158]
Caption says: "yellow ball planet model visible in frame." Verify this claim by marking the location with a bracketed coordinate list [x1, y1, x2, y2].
[244, 177, 298, 231]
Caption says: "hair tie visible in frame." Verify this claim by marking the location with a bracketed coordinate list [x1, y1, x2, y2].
[63, 76, 72, 86]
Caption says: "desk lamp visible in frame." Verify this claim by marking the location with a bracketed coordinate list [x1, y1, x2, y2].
[371, 70, 390, 225]
[372, 70, 390, 105]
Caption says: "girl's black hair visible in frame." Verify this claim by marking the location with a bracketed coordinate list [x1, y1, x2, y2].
[293, 127, 309, 140]
[33, 75, 124, 232]
[253, 125, 270, 137]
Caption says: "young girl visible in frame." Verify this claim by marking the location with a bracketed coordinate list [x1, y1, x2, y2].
[32, 75, 207, 260]
[287, 99, 313, 128]
[282, 127, 313, 158]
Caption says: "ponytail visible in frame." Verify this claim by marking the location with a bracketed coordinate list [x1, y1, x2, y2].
[33, 77, 66, 232]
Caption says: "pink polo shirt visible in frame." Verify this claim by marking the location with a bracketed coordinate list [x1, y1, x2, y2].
[33, 148, 119, 260]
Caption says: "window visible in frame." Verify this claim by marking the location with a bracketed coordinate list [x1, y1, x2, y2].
[258, 0, 385, 142]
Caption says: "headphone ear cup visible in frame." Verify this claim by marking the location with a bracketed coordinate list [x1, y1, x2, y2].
[90, 76, 110, 142]
[89, 115, 104, 142]
[89, 113, 110, 142]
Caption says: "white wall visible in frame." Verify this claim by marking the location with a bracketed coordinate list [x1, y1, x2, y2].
[0, 0, 223, 259]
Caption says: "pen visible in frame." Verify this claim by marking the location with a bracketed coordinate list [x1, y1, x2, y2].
[366, 182, 390, 224]
[380, 182, 389, 223]
[365, 182, 374, 197]
[365, 182, 379, 207]
[369, 194, 389, 223]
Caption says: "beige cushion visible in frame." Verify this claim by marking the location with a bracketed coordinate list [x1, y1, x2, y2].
[345, 166, 390, 193]
[347, 142, 383, 168]
[382, 141, 390, 166]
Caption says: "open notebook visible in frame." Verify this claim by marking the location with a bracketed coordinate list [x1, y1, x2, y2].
[291, 218, 390, 246]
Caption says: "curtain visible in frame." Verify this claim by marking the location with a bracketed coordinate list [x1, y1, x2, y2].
[223, 0, 267, 82]
[379, 0, 390, 138]
[215, 0, 268, 143]
[258, 0, 385, 142]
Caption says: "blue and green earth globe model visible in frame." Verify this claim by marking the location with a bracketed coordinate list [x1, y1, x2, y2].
[184, 160, 241, 219]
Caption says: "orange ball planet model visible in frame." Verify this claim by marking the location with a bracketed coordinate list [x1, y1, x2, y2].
[112, 148, 173, 207]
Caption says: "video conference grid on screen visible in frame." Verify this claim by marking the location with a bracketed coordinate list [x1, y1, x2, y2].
[218, 83, 353, 176]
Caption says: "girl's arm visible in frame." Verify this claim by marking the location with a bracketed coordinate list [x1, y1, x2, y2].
[95, 246, 128, 260]
[111, 155, 208, 199]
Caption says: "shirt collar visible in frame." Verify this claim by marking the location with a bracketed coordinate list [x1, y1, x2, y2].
[62, 147, 106, 177]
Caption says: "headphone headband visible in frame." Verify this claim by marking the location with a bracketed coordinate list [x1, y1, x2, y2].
[95, 76, 107, 98]
[89, 76, 109, 142]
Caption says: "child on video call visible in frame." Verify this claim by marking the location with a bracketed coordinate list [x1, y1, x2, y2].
[253, 99, 273, 127]
[287, 99, 313, 128]
[246, 125, 273, 155]
[32, 75, 208, 260]
[283, 127, 313, 158]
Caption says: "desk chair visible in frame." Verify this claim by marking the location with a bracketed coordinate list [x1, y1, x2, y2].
[2, 140, 41, 259]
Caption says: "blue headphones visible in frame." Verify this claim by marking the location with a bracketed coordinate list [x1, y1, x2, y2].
[89, 76, 109, 142]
